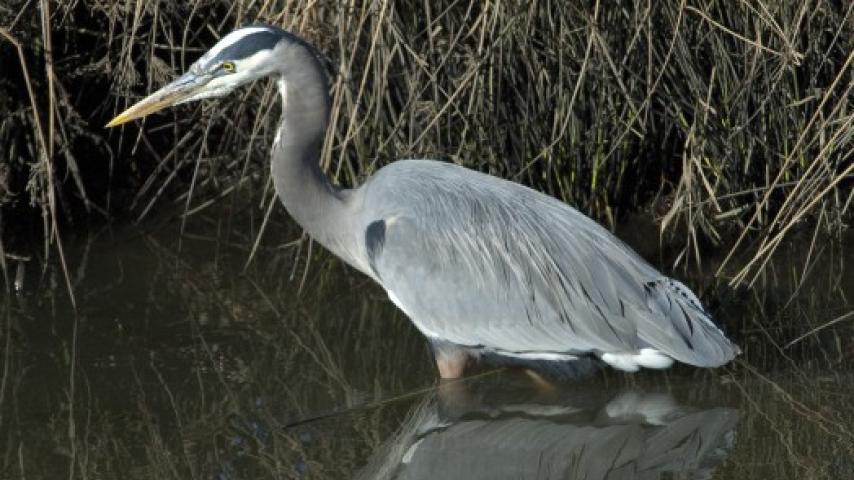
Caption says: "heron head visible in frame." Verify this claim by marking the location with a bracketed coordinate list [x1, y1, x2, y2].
[106, 24, 292, 127]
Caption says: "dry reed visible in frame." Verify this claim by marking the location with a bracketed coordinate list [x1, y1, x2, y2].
[0, 0, 851, 295]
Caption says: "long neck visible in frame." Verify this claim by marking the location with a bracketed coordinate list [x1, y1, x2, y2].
[270, 47, 355, 264]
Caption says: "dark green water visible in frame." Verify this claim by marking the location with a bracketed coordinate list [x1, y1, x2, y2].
[1, 207, 852, 479]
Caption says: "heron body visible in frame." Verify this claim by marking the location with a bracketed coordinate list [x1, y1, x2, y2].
[108, 25, 740, 378]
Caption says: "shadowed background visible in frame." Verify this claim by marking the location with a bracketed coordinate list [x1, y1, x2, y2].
[0, 0, 850, 287]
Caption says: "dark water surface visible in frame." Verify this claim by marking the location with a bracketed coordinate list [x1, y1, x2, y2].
[1, 209, 852, 479]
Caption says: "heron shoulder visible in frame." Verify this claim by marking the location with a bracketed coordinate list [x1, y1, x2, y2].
[360, 159, 573, 220]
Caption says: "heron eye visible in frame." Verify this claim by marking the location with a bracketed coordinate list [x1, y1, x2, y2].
[222, 61, 236, 73]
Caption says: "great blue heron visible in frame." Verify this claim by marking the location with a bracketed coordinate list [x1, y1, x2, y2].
[107, 25, 739, 378]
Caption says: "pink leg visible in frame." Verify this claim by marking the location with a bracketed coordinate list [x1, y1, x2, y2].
[524, 369, 555, 391]
[436, 353, 468, 378]
[432, 341, 470, 378]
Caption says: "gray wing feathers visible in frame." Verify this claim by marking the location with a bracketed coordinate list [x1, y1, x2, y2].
[362, 160, 738, 367]
[642, 278, 740, 366]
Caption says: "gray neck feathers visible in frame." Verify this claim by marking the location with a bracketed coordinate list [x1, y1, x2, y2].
[270, 42, 356, 265]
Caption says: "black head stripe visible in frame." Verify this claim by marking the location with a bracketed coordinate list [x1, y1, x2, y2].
[212, 30, 282, 62]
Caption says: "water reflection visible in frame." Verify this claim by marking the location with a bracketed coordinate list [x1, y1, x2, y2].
[0, 211, 851, 479]
[358, 377, 739, 479]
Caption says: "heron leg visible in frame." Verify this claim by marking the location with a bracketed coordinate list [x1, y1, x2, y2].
[431, 340, 470, 379]
[523, 369, 556, 390]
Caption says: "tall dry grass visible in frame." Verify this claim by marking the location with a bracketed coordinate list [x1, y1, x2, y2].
[0, 0, 851, 296]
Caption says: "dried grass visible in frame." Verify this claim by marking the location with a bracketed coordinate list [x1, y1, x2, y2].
[0, 0, 851, 296]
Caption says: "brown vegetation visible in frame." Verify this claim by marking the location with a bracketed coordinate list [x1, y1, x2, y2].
[0, 0, 851, 291]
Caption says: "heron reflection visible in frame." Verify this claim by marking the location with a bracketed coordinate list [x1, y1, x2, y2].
[357, 378, 738, 479]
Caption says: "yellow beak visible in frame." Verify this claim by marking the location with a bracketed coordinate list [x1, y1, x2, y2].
[105, 73, 203, 128]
